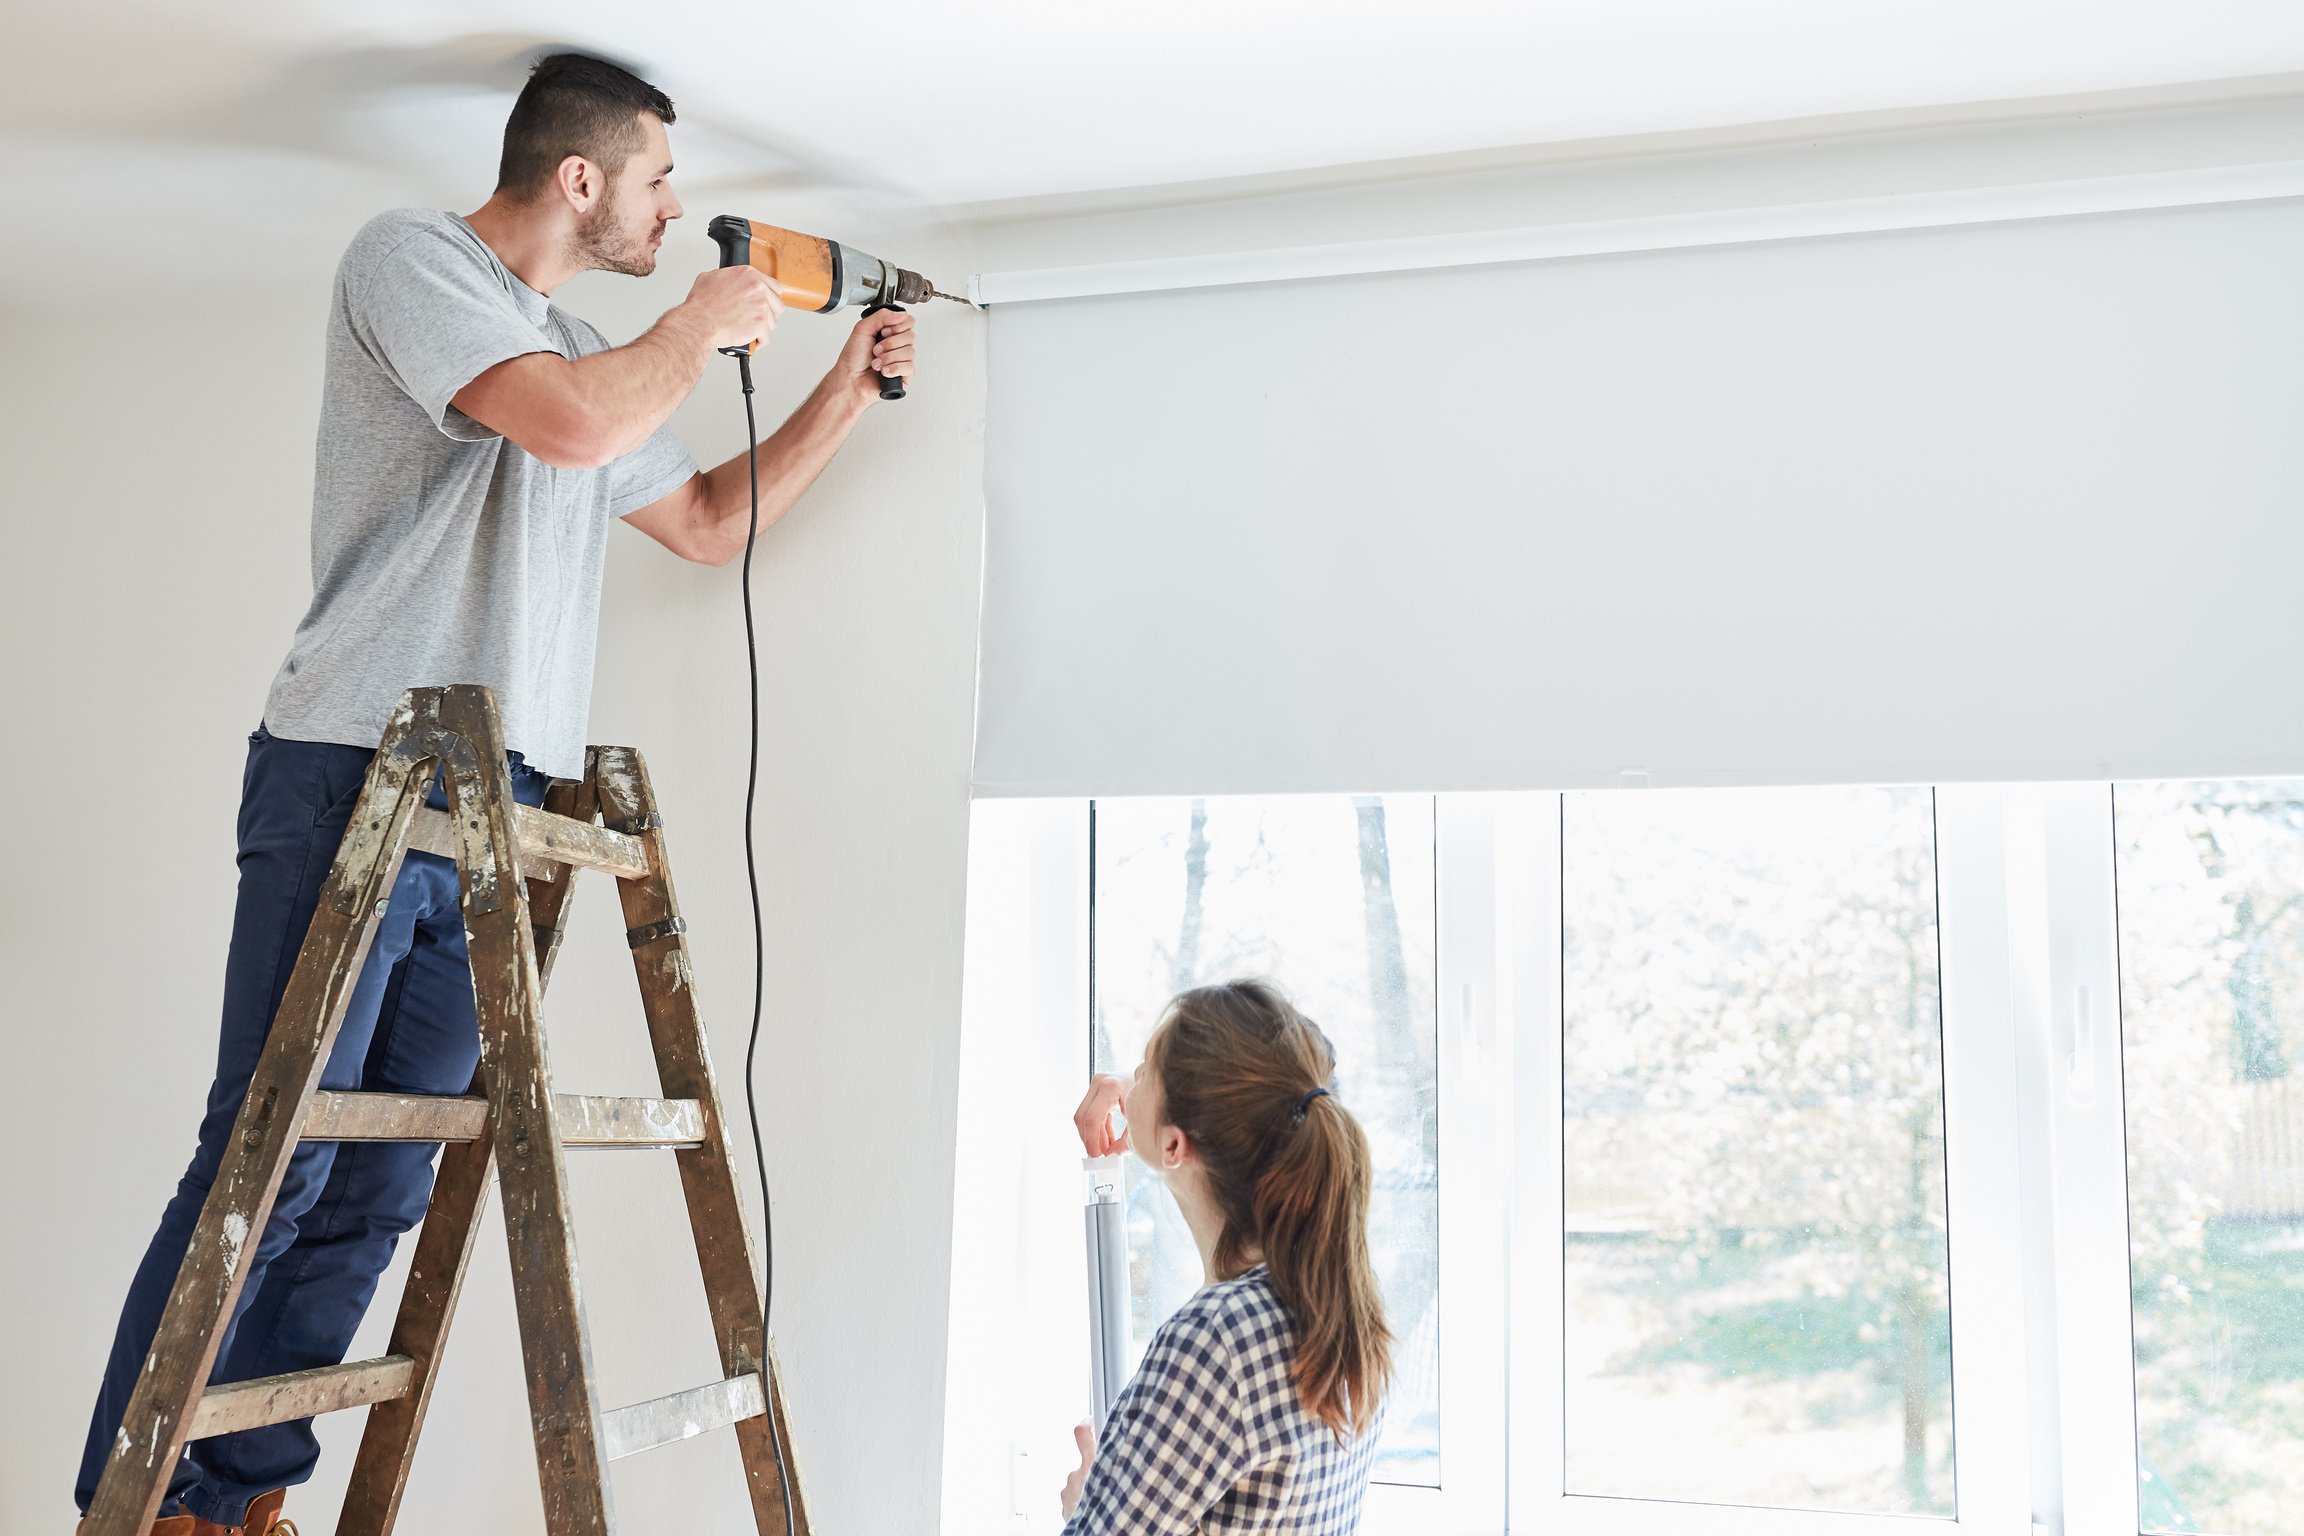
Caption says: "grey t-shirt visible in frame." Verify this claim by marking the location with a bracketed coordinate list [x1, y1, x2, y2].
[262, 208, 698, 779]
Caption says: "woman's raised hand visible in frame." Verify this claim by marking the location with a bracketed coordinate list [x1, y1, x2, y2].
[1073, 1074, 1131, 1157]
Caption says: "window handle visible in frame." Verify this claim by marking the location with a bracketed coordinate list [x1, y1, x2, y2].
[1459, 981, 1489, 1099]
[2067, 984, 2099, 1107]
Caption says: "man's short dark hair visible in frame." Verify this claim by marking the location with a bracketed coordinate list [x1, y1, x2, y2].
[496, 52, 676, 202]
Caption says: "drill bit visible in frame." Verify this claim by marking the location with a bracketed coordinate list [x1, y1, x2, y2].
[931, 288, 972, 306]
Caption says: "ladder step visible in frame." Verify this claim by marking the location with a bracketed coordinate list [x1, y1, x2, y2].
[600, 1374, 767, 1463]
[305, 1092, 705, 1149]
[306, 1092, 489, 1143]
[189, 1356, 415, 1439]
[407, 803, 650, 880]
[552, 1093, 707, 1147]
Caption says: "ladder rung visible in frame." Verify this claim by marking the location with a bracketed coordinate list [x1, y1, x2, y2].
[304, 1092, 705, 1149]
[553, 1093, 707, 1148]
[407, 803, 650, 880]
[189, 1356, 414, 1439]
[305, 1092, 488, 1143]
[600, 1373, 766, 1463]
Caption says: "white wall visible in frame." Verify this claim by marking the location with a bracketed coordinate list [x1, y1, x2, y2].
[0, 191, 986, 1533]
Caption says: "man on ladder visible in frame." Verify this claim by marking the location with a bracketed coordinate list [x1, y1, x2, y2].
[75, 51, 918, 1534]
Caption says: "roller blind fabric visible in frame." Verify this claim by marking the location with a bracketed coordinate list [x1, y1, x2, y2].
[975, 199, 2304, 797]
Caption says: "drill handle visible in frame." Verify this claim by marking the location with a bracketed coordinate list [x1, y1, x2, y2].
[709, 215, 757, 359]
[863, 301, 907, 401]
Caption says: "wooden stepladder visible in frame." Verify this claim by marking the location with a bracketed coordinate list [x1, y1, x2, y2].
[85, 685, 808, 1536]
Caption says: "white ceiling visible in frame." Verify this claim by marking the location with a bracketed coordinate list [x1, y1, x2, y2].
[3, 0, 2302, 292]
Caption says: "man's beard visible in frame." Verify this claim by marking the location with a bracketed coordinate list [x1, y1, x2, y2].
[571, 187, 657, 277]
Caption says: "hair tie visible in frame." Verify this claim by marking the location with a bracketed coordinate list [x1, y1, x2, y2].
[1291, 1086, 1332, 1123]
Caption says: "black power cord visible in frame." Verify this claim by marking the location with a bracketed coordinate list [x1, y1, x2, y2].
[732, 349, 798, 1536]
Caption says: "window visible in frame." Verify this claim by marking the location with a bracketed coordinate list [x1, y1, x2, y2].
[953, 778, 2304, 1536]
[1090, 795, 1442, 1486]
[2115, 780, 2304, 1536]
[1559, 788, 1953, 1515]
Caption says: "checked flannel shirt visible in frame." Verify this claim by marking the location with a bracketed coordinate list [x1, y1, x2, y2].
[1061, 1264, 1383, 1535]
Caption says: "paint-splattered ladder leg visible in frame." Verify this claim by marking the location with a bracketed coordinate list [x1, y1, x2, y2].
[595, 746, 811, 1536]
[434, 688, 616, 1536]
[81, 695, 444, 1536]
[337, 769, 599, 1536]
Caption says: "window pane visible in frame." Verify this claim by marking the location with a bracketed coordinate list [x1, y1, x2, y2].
[1560, 786, 1954, 1515]
[1091, 795, 1440, 1486]
[2114, 780, 2304, 1536]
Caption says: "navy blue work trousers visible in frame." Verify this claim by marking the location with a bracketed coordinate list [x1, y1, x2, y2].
[76, 725, 547, 1525]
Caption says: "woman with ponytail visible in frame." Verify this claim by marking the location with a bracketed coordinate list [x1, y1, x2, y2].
[1060, 980, 1393, 1534]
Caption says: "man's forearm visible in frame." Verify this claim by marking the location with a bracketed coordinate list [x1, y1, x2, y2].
[691, 373, 872, 561]
[570, 307, 715, 461]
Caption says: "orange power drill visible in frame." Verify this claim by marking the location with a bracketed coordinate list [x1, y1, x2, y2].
[707, 214, 966, 400]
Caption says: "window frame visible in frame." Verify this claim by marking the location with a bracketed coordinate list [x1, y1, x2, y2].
[1081, 794, 1512, 1536]
[962, 780, 2277, 1536]
[2036, 783, 2145, 1536]
[1499, 787, 2038, 1536]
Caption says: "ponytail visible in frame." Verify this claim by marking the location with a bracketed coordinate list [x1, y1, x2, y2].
[1147, 982, 1394, 1439]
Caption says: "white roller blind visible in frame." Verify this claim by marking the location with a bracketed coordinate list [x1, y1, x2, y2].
[976, 199, 2304, 796]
